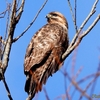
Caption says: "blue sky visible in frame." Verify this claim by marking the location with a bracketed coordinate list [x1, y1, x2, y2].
[0, 0, 100, 100]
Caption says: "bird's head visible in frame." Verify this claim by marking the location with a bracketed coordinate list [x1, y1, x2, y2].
[46, 11, 68, 29]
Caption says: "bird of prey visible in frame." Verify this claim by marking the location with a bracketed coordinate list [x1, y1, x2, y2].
[24, 11, 69, 99]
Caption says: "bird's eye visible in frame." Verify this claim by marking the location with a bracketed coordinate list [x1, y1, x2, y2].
[52, 13, 58, 17]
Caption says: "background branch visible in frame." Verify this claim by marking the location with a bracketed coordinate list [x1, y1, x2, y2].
[65, 71, 92, 100]
[43, 87, 50, 100]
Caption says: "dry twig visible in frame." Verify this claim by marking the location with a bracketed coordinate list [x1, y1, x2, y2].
[13, 0, 48, 42]
[62, 0, 99, 61]
[67, 0, 77, 31]
[2, 77, 13, 100]
[77, 72, 100, 84]
[43, 87, 50, 100]
[0, 0, 25, 100]
[66, 72, 92, 100]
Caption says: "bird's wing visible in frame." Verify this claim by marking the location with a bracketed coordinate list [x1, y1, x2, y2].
[24, 24, 55, 73]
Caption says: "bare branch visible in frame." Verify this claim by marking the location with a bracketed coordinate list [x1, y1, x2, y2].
[64, 77, 71, 100]
[4, 3, 11, 41]
[67, 0, 75, 23]
[71, 47, 78, 77]
[65, 0, 99, 52]
[81, 14, 100, 37]
[66, 72, 92, 100]
[0, 8, 7, 18]
[0, 2, 11, 19]
[16, 0, 25, 23]
[78, 72, 100, 84]
[13, 0, 48, 43]
[0, 0, 25, 98]
[74, 0, 77, 32]
[2, 77, 13, 100]
[67, 0, 77, 31]
[67, 66, 83, 93]
[43, 87, 50, 100]
[79, 75, 99, 100]
[72, 14, 100, 49]
[62, 13, 100, 61]
[90, 60, 100, 96]
[0, 0, 17, 74]
[62, 68, 71, 100]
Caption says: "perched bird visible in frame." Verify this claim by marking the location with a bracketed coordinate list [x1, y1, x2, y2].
[24, 11, 69, 99]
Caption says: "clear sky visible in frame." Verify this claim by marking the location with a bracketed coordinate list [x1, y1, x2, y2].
[0, 0, 100, 100]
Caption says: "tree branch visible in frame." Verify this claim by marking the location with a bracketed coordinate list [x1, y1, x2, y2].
[66, 72, 92, 100]
[0, 0, 17, 74]
[62, 0, 99, 61]
[2, 76, 13, 100]
[16, 0, 25, 23]
[0, 2, 11, 19]
[13, 0, 48, 43]
[67, 0, 78, 32]
[74, 0, 77, 32]
[79, 69, 100, 100]
[77, 72, 100, 84]
[43, 87, 50, 100]
[68, 0, 98, 50]
[0, 0, 25, 99]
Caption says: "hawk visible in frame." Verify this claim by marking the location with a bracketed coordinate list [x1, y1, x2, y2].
[24, 11, 69, 99]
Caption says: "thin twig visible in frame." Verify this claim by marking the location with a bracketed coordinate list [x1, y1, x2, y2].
[67, 66, 83, 93]
[4, 3, 11, 41]
[67, 0, 77, 31]
[62, 13, 100, 61]
[65, 0, 99, 53]
[13, 0, 48, 43]
[90, 60, 100, 96]
[1, 0, 16, 73]
[79, 75, 99, 100]
[2, 76, 13, 100]
[15, 0, 25, 23]
[0, 2, 11, 18]
[62, 68, 71, 100]
[2, 3, 11, 62]
[43, 87, 50, 100]
[79, 65, 100, 100]
[77, 72, 100, 84]
[67, 0, 75, 23]
[81, 14, 100, 37]
[0, 9, 7, 18]
[71, 47, 78, 77]
[74, 0, 77, 32]
[66, 72, 92, 100]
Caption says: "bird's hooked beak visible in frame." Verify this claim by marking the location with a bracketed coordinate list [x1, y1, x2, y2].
[46, 14, 52, 19]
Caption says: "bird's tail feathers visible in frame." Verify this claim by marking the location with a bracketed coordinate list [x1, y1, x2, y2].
[25, 73, 42, 99]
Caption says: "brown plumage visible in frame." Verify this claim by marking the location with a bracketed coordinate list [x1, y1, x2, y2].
[24, 11, 69, 99]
